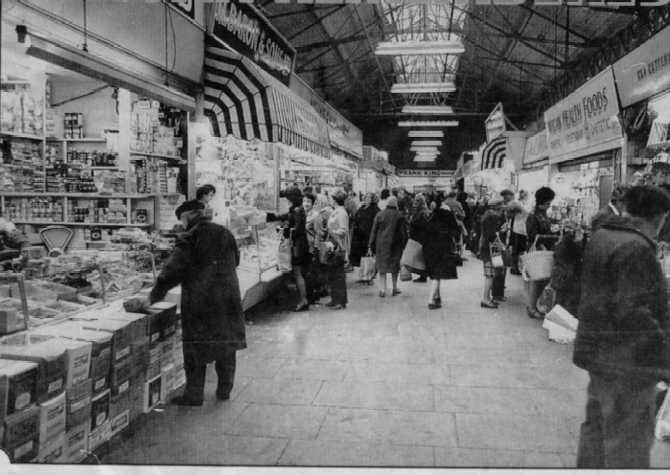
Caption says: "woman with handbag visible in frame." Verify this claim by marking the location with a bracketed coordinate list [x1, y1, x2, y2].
[478, 198, 507, 309]
[325, 190, 349, 309]
[368, 196, 407, 298]
[408, 194, 431, 283]
[305, 193, 332, 304]
[349, 192, 381, 280]
[423, 194, 460, 309]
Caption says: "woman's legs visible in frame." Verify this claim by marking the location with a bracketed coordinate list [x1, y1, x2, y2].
[327, 262, 347, 307]
[430, 279, 441, 301]
[391, 272, 399, 294]
[293, 265, 308, 307]
[378, 273, 387, 296]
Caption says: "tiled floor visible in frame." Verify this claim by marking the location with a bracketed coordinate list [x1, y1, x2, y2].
[104, 255, 670, 467]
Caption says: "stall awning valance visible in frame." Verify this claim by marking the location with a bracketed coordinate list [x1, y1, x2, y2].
[204, 40, 330, 156]
[481, 136, 507, 170]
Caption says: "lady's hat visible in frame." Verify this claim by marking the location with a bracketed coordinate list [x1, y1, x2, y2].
[386, 196, 399, 208]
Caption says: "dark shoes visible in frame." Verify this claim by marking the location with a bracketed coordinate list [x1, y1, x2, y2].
[480, 301, 499, 309]
[414, 276, 427, 283]
[326, 302, 346, 309]
[392, 289, 401, 296]
[379, 291, 385, 298]
[494, 296, 507, 303]
[216, 388, 231, 401]
[171, 395, 203, 406]
[527, 307, 544, 320]
[428, 297, 442, 310]
[294, 303, 309, 312]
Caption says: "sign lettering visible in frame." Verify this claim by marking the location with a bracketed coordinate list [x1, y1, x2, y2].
[397, 169, 454, 177]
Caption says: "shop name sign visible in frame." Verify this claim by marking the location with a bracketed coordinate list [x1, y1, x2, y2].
[544, 66, 622, 164]
[613, 26, 670, 108]
[212, 0, 296, 84]
[309, 97, 363, 157]
[485, 103, 506, 142]
[397, 169, 453, 177]
[523, 130, 548, 165]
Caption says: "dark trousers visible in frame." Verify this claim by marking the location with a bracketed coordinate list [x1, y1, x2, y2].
[511, 233, 527, 272]
[577, 373, 656, 468]
[327, 261, 348, 306]
[493, 267, 506, 299]
[183, 346, 237, 401]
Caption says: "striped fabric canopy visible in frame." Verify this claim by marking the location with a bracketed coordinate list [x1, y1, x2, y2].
[204, 38, 330, 156]
[481, 136, 507, 170]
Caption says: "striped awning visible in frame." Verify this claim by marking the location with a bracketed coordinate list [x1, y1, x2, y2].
[204, 38, 330, 156]
[481, 136, 507, 170]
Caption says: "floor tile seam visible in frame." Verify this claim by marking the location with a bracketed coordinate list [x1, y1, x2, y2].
[273, 438, 292, 465]
[310, 380, 327, 406]
[313, 432, 460, 448]
[310, 401, 440, 412]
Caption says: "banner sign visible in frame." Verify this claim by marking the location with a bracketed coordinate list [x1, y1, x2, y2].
[397, 169, 453, 177]
[613, 26, 670, 108]
[523, 130, 549, 165]
[211, 0, 296, 85]
[485, 103, 506, 142]
[544, 67, 623, 164]
[168, 0, 194, 19]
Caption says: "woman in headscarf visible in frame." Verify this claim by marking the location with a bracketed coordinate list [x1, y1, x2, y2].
[305, 192, 333, 303]
[350, 192, 381, 278]
[409, 194, 431, 283]
[369, 196, 407, 297]
[325, 190, 349, 309]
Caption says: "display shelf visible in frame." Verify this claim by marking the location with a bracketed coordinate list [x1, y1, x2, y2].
[0, 192, 153, 198]
[130, 151, 183, 161]
[13, 220, 152, 227]
[0, 130, 44, 140]
[46, 137, 107, 143]
[90, 166, 120, 170]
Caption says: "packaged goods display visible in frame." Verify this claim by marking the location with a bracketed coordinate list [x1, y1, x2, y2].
[0, 86, 44, 135]
[66, 378, 92, 430]
[36, 433, 65, 463]
[38, 391, 66, 447]
[64, 420, 89, 463]
[0, 359, 38, 419]
[130, 100, 183, 158]
[2, 404, 40, 462]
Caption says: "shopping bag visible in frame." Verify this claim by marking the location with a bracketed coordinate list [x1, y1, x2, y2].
[277, 237, 292, 273]
[399, 266, 412, 281]
[359, 253, 376, 281]
[400, 238, 425, 273]
[655, 383, 670, 440]
[536, 284, 557, 314]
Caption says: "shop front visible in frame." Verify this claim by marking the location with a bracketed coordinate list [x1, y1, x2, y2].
[544, 66, 624, 226]
[613, 25, 670, 180]
[467, 131, 528, 198]
[518, 129, 549, 199]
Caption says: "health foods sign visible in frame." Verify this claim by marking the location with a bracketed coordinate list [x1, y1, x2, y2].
[544, 66, 623, 164]
[397, 169, 453, 177]
[211, 0, 296, 85]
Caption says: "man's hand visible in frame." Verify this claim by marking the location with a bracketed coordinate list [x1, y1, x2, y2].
[123, 296, 151, 313]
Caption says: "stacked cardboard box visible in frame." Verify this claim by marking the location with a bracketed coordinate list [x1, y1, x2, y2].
[0, 359, 39, 462]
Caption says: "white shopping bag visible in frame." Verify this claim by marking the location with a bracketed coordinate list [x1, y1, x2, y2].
[656, 383, 670, 441]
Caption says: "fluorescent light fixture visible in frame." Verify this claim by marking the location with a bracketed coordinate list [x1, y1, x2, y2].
[414, 156, 437, 162]
[402, 105, 454, 115]
[399, 121, 459, 127]
[409, 130, 444, 138]
[410, 140, 442, 147]
[391, 82, 456, 94]
[411, 147, 438, 153]
[375, 40, 465, 56]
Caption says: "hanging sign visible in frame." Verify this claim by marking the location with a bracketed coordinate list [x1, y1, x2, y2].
[544, 67, 623, 165]
[485, 103, 506, 142]
[396, 169, 453, 177]
[613, 25, 670, 108]
[168, 0, 194, 19]
[210, 0, 296, 85]
[523, 130, 549, 165]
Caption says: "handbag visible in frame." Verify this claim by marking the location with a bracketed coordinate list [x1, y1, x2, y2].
[277, 235, 292, 273]
[399, 265, 412, 281]
[536, 283, 557, 314]
[490, 234, 506, 268]
[501, 220, 514, 266]
[400, 238, 425, 273]
[359, 252, 376, 281]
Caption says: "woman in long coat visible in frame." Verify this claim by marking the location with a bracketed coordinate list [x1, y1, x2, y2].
[423, 194, 460, 309]
[409, 194, 431, 283]
[349, 192, 380, 271]
[149, 200, 246, 405]
[369, 196, 407, 298]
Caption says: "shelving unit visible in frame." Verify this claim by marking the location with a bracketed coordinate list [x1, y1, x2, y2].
[13, 221, 152, 227]
[0, 131, 45, 141]
[130, 151, 184, 161]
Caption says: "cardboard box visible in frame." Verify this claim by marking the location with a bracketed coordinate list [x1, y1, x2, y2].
[32, 324, 111, 397]
[109, 392, 130, 437]
[106, 311, 149, 344]
[36, 433, 65, 463]
[129, 372, 145, 423]
[88, 420, 110, 452]
[0, 337, 66, 403]
[0, 358, 37, 419]
[0, 308, 25, 335]
[64, 420, 89, 463]
[38, 392, 66, 446]
[160, 364, 175, 401]
[143, 374, 162, 413]
[110, 358, 131, 397]
[130, 341, 149, 377]
[147, 360, 160, 380]
[46, 337, 92, 388]
[146, 302, 177, 344]
[2, 404, 39, 454]
[66, 378, 91, 430]
[90, 390, 110, 431]
[5, 433, 38, 463]
[79, 319, 132, 364]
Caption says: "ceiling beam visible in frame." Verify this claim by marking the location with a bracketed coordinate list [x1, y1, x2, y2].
[519, 5, 591, 43]
[288, 6, 345, 41]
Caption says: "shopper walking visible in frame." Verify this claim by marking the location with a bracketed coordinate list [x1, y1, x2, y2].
[508, 190, 531, 275]
[525, 186, 557, 319]
[304, 193, 332, 304]
[423, 194, 460, 309]
[350, 192, 381, 273]
[325, 190, 349, 309]
[478, 198, 506, 308]
[409, 194, 431, 283]
[148, 200, 246, 405]
[574, 185, 670, 468]
[369, 196, 407, 298]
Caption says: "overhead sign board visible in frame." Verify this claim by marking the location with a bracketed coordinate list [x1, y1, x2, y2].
[613, 25, 670, 108]
[485, 103, 506, 142]
[523, 130, 549, 166]
[210, 0, 296, 85]
[397, 169, 454, 177]
[544, 67, 623, 164]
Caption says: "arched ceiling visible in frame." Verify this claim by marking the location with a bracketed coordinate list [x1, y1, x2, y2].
[257, 1, 664, 169]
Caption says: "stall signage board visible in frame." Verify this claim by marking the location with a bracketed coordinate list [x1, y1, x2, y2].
[397, 169, 453, 177]
[544, 67, 623, 165]
[211, 0, 296, 85]
[523, 130, 549, 165]
[613, 25, 670, 108]
[485, 103, 506, 142]
[309, 99, 363, 158]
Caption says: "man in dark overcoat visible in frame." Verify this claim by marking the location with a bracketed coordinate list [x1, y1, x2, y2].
[150, 199, 246, 406]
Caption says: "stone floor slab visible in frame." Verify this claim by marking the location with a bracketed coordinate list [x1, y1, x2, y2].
[345, 361, 451, 385]
[273, 359, 352, 382]
[236, 377, 324, 405]
[314, 380, 434, 412]
[434, 447, 526, 467]
[226, 403, 327, 440]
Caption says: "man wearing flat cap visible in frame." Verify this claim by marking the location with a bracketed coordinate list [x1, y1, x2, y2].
[149, 199, 246, 405]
